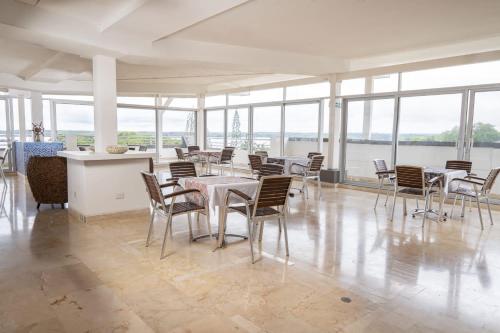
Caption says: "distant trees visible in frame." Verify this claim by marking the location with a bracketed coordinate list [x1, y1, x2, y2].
[404, 122, 500, 143]
[230, 110, 242, 147]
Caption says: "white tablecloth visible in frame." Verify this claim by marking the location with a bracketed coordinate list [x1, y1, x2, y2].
[177, 176, 259, 209]
[424, 168, 468, 195]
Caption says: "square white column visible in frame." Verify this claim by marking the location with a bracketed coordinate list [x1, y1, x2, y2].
[93, 55, 117, 152]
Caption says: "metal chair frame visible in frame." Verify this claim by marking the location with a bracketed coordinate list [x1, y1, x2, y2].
[141, 171, 212, 259]
[291, 155, 324, 199]
[373, 159, 395, 208]
[223, 175, 293, 263]
[210, 148, 234, 176]
[0, 148, 10, 187]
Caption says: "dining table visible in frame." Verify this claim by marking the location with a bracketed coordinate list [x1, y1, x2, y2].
[189, 150, 221, 175]
[177, 175, 259, 247]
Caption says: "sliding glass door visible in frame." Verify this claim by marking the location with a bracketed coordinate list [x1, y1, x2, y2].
[284, 102, 320, 157]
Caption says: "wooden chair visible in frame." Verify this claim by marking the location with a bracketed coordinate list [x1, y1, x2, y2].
[445, 160, 474, 211]
[141, 172, 211, 259]
[449, 167, 500, 229]
[175, 147, 189, 160]
[248, 154, 263, 178]
[307, 152, 322, 159]
[391, 165, 442, 227]
[26, 156, 67, 209]
[373, 159, 395, 208]
[223, 176, 293, 263]
[187, 145, 202, 163]
[259, 163, 284, 178]
[138, 145, 148, 152]
[291, 155, 325, 199]
[210, 148, 234, 175]
[0, 148, 11, 187]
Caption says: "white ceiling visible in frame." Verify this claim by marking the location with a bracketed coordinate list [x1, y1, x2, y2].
[1, 0, 500, 94]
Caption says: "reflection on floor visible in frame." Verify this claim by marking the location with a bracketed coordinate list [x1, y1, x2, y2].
[1, 174, 500, 332]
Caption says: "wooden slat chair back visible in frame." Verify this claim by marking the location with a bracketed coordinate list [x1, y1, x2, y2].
[445, 160, 472, 174]
[373, 159, 390, 175]
[248, 154, 263, 173]
[482, 167, 500, 194]
[307, 152, 321, 159]
[169, 161, 197, 179]
[395, 166, 424, 189]
[309, 155, 324, 172]
[141, 172, 165, 209]
[175, 148, 185, 160]
[187, 145, 200, 153]
[254, 176, 292, 210]
[259, 163, 284, 178]
[220, 148, 234, 162]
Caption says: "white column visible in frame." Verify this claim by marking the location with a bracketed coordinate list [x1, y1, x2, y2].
[93, 55, 117, 152]
[327, 75, 341, 169]
[18, 95, 26, 142]
[362, 77, 373, 140]
[197, 94, 205, 149]
[31, 91, 44, 141]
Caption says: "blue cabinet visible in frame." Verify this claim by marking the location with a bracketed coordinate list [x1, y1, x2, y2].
[14, 141, 64, 175]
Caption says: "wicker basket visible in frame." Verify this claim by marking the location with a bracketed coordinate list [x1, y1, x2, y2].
[105, 145, 128, 154]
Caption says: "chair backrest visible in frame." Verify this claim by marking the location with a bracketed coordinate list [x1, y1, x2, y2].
[445, 160, 472, 174]
[141, 171, 165, 209]
[220, 148, 234, 162]
[307, 152, 321, 159]
[139, 145, 147, 152]
[254, 176, 293, 212]
[78, 146, 86, 151]
[373, 159, 389, 173]
[169, 161, 197, 179]
[259, 163, 284, 178]
[248, 154, 263, 172]
[26, 156, 68, 204]
[309, 155, 324, 172]
[395, 165, 424, 189]
[187, 145, 200, 153]
[254, 150, 268, 158]
[482, 167, 500, 194]
[175, 147, 185, 160]
[225, 146, 236, 150]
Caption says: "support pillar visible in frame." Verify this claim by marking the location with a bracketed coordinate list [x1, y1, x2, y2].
[362, 77, 373, 140]
[93, 55, 117, 152]
[327, 75, 341, 169]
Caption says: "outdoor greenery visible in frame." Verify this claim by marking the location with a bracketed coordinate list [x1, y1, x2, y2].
[399, 122, 500, 143]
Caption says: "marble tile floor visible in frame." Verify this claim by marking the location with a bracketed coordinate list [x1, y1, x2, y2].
[1, 174, 500, 332]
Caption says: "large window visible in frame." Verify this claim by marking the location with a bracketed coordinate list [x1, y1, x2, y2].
[117, 108, 156, 151]
[227, 108, 249, 164]
[162, 110, 196, 158]
[205, 110, 224, 149]
[252, 105, 282, 156]
[56, 103, 94, 147]
[284, 103, 319, 156]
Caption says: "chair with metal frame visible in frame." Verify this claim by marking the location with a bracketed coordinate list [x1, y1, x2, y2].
[209, 148, 234, 175]
[390, 165, 442, 227]
[222, 175, 293, 263]
[259, 163, 284, 178]
[141, 171, 212, 259]
[248, 154, 263, 179]
[449, 167, 500, 229]
[291, 155, 325, 199]
[175, 147, 189, 160]
[0, 147, 11, 187]
[373, 159, 395, 208]
[445, 160, 474, 213]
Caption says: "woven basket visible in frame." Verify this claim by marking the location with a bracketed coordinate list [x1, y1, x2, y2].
[105, 145, 128, 154]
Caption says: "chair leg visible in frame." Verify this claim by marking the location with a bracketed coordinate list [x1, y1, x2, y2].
[390, 190, 397, 221]
[384, 184, 391, 206]
[375, 178, 383, 208]
[205, 208, 213, 239]
[469, 196, 472, 212]
[278, 217, 282, 234]
[187, 212, 193, 241]
[37, 203, 41, 210]
[450, 194, 458, 219]
[304, 176, 309, 199]
[476, 197, 484, 230]
[258, 221, 264, 242]
[282, 214, 290, 257]
[246, 215, 255, 263]
[460, 195, 466, 217]
[161, 214, 173, 259]
[403, 198, 407, 216]
[231, 161, 234, 176]
[422, 194, 430, 228]
[0, 168, 6, 187]
[486, 196, 494, 225]
[146, 209, 156, 247]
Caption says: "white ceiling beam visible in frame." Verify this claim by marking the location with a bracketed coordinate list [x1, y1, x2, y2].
[99, 0, 150, 32]
[17, 51, 64, 80]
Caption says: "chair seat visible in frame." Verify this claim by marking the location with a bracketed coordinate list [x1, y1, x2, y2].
[229, 205, 280, 217]
[398, 188, 437, 196]
[165, 202, 205, 215]
[451, 186, 477, 198]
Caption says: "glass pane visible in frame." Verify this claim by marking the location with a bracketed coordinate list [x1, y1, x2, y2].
[205, 95, 226, 108]
[56, 104, 94, 147]
[469, 91, 500, 195]
[372, 73, 398, 93]
[340, 78, 365, 96]
[227, 108, 249, 164]
[162, 97, 197, 109]
[286, 82, 329, 100]
[397, 94, 462, 168]
[345, 99, 394, 183]
[252, 105, 281, 156]
[206, 109, 224, 149]
[117, 96, 155, 106]
[284, 103, 319, 156]
[117, 108, 156, 152]
[402, 60, 500, 90]
[162, 110, 196, 159]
